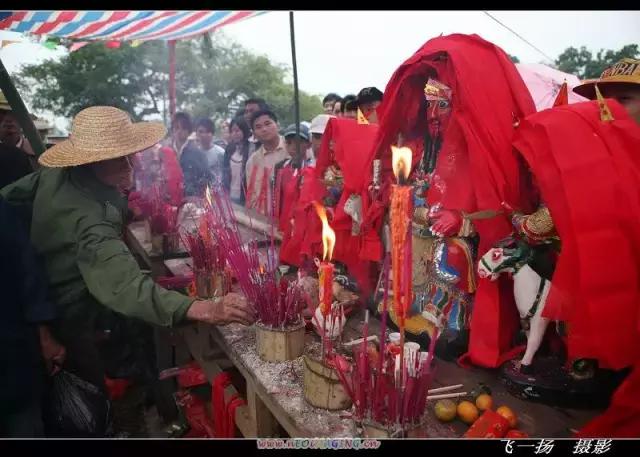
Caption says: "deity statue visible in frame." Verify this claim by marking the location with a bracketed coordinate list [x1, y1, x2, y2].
[368, 34, 537, 366]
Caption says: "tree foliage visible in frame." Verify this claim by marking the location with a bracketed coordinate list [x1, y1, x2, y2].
[555, 44, 639, 80]
[14, 33, 323, 127]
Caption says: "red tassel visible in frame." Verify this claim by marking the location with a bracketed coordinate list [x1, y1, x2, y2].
[212, 373, 231, 437]
[226, 395, 247, 438]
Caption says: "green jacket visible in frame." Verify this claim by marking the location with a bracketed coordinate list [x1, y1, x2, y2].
[0, 167, 193, 336]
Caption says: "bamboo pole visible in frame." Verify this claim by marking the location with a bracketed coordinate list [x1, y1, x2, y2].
[168, 40, 176, 119]
[288, 12, 301, 161]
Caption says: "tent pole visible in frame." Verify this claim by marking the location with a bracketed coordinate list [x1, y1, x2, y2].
[0, 56, 46, 156]
[289, 11, 301, 160]
[168, 40, 177, 119]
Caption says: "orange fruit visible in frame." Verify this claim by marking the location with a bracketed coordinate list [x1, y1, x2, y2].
[434, 399, 457, 422]
[475, 393, 493, 411]
[457, 400, 480, 425]
[496, 406, 518, 428]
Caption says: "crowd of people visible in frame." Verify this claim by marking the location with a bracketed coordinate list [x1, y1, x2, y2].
[1, 30, 639, 440]
[0, 84, 383, 437]
[129, 88, 383, 219]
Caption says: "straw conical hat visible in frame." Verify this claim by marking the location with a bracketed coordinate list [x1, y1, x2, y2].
[39, 106, 166, 167]
[0, 91, 11, 111]
[573, 58, 640, 99]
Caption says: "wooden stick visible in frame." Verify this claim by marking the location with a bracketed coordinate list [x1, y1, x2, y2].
[343, 335, 378, 347]
[427, 391, 468, 400]
[427, 384, 464, 394]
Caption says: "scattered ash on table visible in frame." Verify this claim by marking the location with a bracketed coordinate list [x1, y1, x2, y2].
[218, 324, 355, 437]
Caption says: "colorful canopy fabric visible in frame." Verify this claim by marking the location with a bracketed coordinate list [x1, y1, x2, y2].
[0, 11, 265, 42]
[516, 63, 587, 111]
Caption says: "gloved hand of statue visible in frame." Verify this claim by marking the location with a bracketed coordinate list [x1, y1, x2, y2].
[187, 293, 256, 326]
[429, 209, 463, 237]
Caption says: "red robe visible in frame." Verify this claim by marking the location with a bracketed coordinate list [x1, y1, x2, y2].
[514, 99, 640, 437]
[129, 146, 184, 217]
[277, 165, 305, 266]
[314, 117, 380, 291]
[370, 33, 537, 368]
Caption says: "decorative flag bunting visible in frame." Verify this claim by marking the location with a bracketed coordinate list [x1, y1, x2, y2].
[0, 11, 266, 42]
[69, 41, 89, 52]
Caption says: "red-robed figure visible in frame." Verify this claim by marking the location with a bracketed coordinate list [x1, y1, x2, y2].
[368, 33, 537, 363]
[282, 116, 381, 291]
[511, 98, 640, 437]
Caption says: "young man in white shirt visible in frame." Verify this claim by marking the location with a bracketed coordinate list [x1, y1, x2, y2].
[195, 117, 225, 185]
[244, 110, 288, 216]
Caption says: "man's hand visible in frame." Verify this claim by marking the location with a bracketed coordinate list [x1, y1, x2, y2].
[187, 293, 257, 326]
[430, 209, 463, 237]
[39, 326, 66, 376]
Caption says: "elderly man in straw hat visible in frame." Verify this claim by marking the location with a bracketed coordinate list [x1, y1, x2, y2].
[1, 106, 255, 394]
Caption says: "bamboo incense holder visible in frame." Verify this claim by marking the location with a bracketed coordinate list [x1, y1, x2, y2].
[163, 231, 181, 255]
[361, 417, 427, 438]
[151, 234, 164, 254]
[194, 269, 231, 299]
[303, 354, 353, 411]
[255, 321, 305, 362]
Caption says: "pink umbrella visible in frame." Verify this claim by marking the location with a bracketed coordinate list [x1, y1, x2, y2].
[516, 63, 587, 111]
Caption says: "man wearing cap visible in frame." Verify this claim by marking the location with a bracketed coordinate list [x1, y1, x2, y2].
[309, 114, 334, 161]
[1, 106, 255, 395]
[274, 123, 314, 266]
[356, 87, 383, 123]
[573, 57, 640, 124]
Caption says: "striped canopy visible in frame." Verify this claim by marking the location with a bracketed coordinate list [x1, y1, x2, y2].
[0, 11, 265, 42]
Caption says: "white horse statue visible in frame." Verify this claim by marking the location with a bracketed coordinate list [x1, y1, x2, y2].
[477, 236, 552, 373]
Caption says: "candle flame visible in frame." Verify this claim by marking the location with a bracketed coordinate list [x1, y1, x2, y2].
[313, 201, 335, 261]
[391, 146, 412, 182]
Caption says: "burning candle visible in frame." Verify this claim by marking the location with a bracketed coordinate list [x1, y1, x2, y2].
[313, 202, 336, 317]
[391, 146, 413, 409]
[390, 146, 413, 333]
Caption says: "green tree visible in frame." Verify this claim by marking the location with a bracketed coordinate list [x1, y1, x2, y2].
[14, 33, 322, 127]
[555, 44, 639, 80]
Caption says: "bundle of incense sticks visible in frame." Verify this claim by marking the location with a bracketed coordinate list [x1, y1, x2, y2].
[149, 185, 179, 235]
[205, 188, 303, 328]
[179, 229, 224, 272]
[331, 254, 443, 432]
[332, 312, 440, 432]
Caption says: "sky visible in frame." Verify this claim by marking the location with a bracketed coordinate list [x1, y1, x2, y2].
[1, 10, 639, 127]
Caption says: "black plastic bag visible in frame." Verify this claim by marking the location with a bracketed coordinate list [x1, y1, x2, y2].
[43, 370, 112, 437]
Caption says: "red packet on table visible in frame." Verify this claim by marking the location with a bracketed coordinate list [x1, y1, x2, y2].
[463, 409, 511, 438]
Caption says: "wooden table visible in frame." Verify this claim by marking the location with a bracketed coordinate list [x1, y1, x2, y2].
[165, 254, 601, 439]
[128, 206, 601, 438]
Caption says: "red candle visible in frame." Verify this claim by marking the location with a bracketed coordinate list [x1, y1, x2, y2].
[318, 261, 334, 317]
[390, 146, 413, 329]
[313, 202, 336, 318]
